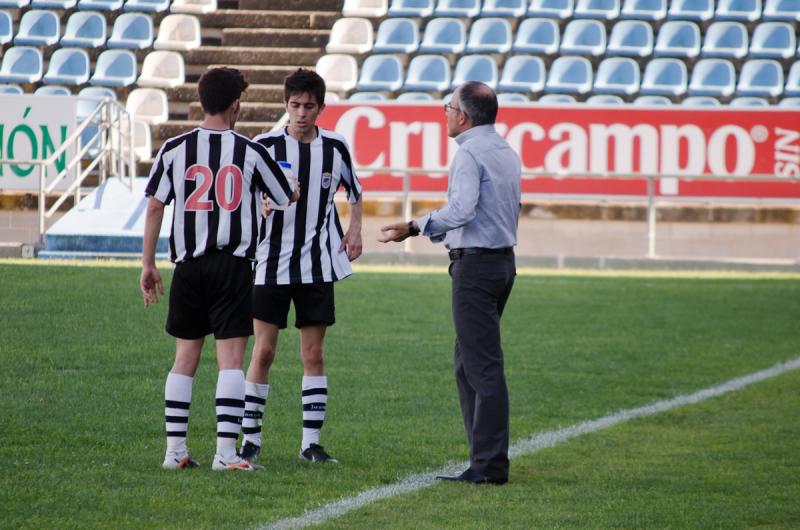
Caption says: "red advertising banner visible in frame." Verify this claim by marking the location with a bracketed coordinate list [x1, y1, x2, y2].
[316, 103, 800, 199]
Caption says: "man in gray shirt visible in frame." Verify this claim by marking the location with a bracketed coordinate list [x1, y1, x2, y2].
[380, 81, 521, 485]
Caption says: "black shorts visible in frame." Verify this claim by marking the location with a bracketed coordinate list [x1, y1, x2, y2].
[166, 252, 254, 340]
[252, 283, 335, 329]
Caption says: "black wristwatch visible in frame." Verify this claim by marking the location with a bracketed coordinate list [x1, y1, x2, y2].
[407, 220, 420, 237]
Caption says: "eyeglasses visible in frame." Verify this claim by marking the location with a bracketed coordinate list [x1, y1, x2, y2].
[443, 103, 461, 114]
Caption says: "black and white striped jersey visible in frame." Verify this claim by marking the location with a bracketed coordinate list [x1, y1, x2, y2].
[145, 127, 294, 263]
[253, 127, 362, 286]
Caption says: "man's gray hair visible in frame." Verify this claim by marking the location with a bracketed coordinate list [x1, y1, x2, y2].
[457, 81, 498, 127]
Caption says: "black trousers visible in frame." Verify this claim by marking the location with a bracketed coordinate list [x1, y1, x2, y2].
[449, 252, 515, 480]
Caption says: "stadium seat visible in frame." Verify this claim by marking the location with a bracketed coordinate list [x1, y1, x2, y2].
[778, 97, 800, 107]
[357, 54, 404, 91]
[701, 22, 749, 59]
[35, 84, 71, 95]
[31, 0, 75, 7]
[639, 57, 688, 95]
[668, 0, 714, 21]
[498, 55, 546, 93]
[715, 0, 762, 21]
[688, 58, 736, 97]
[466, 18, 512, 54]
[14, 10, 60, 46]
[528, 0, 574, 18]
[654, 21, 701, 58]
[0, 0, 29, 6]
[0, 83, 24, 93]
[633, 94, 673, 104]
[606, 20, 653, 57]
[77, 0, 123, 9]
[682, 95, 721, 105]
[586, 94, 625, 104]
[137, 50, 185, 88]
[435, 0, 481, 16]
[560, 19, 607, 56]
[130, 118, 153, 160]
[0, 46, 43, 83]
[620, 0, 667, 20]
[574, 0, 620, 19]
[593, 57, 640, 95]
[124, 0, 171, 12]
[126, 87, 168, 124]
[77, 85, 116, 120]
[388, 0, 435, 17]
[90, 49, 138, 87]
[154, 14, 201, 51]
[537, 93, 578, 103]
[762, 0, 800, 21]
[785, 62, 800, 96]
[107, 13, 154, 49]
[396, 91, 436, 101]
[404, 54, 451, 91]
[513, 18, 559, 55]
[749, 22, 796, 59]
[736, 59, 783, 97]
[451, 55, 499, 90]
[348, 91, 387, 100]
[419, 18, 466, 54]
[343, 0, 388, 17]
[170, 0, 216, 13]
[545, 55, 593, 94]
[42, 48, 90, 85]
[374, 18, 419, 54]
[61, 11, 107, 48]
[315, 54, 358, 92]
[0, 11, 12, 46]
[326, 17, 374, 55]
[497, 92, 530, 102]
[729, 96, 769, 106]
[483, 0, 528, 16]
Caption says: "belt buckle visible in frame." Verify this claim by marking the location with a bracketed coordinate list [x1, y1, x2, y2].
[448, 249, 463, 260]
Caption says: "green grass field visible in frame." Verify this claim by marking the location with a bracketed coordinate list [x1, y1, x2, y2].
[1, 261, 798, 529]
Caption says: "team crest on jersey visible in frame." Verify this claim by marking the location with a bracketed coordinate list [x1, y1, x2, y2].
[321, 172, 332, 189]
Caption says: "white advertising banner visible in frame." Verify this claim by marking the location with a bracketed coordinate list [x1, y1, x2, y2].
[0, 95, 78, 192]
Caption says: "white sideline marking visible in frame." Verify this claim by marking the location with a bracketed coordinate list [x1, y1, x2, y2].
[257, 357, 800, 530]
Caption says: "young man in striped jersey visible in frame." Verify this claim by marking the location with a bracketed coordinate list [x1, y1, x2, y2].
[140, 67, 298, 472]
[239, 68, 363, 465]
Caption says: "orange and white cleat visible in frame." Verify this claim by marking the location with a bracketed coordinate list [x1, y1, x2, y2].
[162, 451, 200, 470]
[211, 454, 257, 472]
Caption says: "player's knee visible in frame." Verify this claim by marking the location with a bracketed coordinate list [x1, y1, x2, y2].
[252, 342, 277, 369]
[301, 345, 324, 368]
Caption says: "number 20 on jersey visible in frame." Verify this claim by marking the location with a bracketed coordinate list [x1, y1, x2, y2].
[184, 164, 244, 212]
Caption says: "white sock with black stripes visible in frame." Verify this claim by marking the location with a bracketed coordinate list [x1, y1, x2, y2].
[242, 381, 269, 448]
[215, 369, 245, 460]
[165, 372, 193, 456]
[301, 375, 328, 450]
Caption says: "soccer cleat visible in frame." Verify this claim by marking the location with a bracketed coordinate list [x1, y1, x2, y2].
[300, 443, 338, 463]
[239, 441, 261, 463]
[212, 454, 257, 471]
[162, 451, 199, 470]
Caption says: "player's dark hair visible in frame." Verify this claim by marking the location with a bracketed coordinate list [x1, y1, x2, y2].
[284, 68, 326, 106]
[198, 67, 248, 115]
[458, 81, 498, 127]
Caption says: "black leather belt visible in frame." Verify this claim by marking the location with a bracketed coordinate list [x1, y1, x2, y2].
[448, 247, 513, 260]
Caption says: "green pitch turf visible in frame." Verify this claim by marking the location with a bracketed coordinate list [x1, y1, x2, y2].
[0, 262, 798, 529]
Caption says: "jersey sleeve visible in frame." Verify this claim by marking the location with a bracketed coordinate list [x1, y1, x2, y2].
[144, 142, 174, 205]
[337, 137, 362, 205]
[250, 141, 294, 207]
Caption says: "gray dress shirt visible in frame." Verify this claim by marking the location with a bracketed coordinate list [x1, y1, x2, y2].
[416, 124, 521, 249]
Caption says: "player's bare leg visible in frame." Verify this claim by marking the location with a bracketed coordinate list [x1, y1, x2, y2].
[163, 338, 203, 469]
[240, 320, 280, 463]
[298, 325, 337, 463]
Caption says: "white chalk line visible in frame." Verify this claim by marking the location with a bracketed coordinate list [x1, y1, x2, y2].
[257, 356, 800, 530]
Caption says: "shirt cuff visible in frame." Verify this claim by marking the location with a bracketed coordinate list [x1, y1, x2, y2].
[417, 214, 444, 243]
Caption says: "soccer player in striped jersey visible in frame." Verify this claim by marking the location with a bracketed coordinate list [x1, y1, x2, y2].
[239, 69, 363, 465]
[139, 67, 298, 472]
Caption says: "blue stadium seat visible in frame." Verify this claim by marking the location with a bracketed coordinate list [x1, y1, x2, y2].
[0, 83, 24, 94]
[498, 55, 546, 92]
[497, 92, 530, 102]
[374, 18, 419, 54]
[688, 58, 736, 97]
[451, 55, 499, 89]
[35, 84, 71, 95]
[606, 20, 653, 57]
[466, 18, 512, 54]
[77, 0, 122, 9]
[31, 0, 76, 7]
[749, 22, 796, 59]
[61, 11, 107, 48]
[14, 10, 60, 46]
[778, 97, 800, 107]
[513, 18, 559, 55]
[482, 0, 528, 16]
[90, 49, 138, 87]
[388, 0, 435, 17]
[0, 10, 12, 45]
[537, 93, 578, 103]
[667, 0, 714, 21]
[348, 91, 387, 101]
[586, 94, 625, 104]
[593, 57, 640, 95]
[357, 55, 404, 91]
[404, 54, 451, 91]
[0, 0, 29, 7]
[736, 59, 783, 97]
[561, 19, 607, 56]
[545, 56, 593, 94]
[785, 62, 800, 96]
[435, 0, 481, 16]
[107, 13, 154, 49]
[639, 57, 688, 95]
[633, 94, 673, 104]
[682, 95, 721, 106]
[574, 0, 620, 20]
[420, 18, 466, 54]
[124, 0, 170, 12]
[527, 0, 574, 18]
[654, 21, 701, 58]
[620, 0, 667, 20]
[762, 0, 800, 21]
[77, 85, 117, 120]
[0, 46, 43, 83]
[715, 0, 762, 22]
[397, 91, 436, 101]
[701, 22, 749, 59]
[729, 96, 769, 106]
[43, 48, 90, 85]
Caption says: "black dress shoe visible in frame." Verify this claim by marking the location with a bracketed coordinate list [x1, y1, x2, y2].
[435, 468, 508, 485]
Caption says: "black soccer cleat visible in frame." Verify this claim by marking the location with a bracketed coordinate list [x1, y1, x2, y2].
[239, 441, 261, 463]
[299, 443, 338, 463]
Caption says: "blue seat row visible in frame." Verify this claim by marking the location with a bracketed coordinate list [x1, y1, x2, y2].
[0, 46, 138, 86]
[5, 9, 155, 48]
[0, 0, 171, 12]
